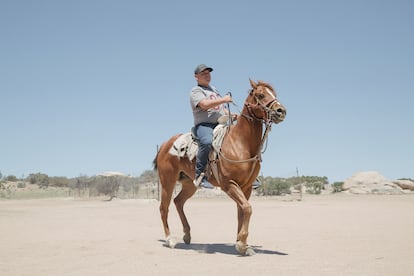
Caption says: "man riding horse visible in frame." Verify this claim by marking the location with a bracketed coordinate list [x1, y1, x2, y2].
[153, 64, 286, 255]
[190, 64, 233, 189]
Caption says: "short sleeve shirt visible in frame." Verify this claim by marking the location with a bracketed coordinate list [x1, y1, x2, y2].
[189, 85, 226, 126]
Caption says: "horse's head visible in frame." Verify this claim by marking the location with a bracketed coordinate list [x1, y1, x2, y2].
[245, 79, 286, 124]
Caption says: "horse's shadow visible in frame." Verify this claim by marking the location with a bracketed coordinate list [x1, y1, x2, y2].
[158, 240, 288, 256]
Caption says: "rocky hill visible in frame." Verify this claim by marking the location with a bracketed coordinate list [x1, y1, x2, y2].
[343, 171, 414, 194]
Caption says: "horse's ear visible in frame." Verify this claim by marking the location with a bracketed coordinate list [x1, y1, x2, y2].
[249, 79, 257, 89]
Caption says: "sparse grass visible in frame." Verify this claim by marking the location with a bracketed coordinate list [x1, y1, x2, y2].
[0, 182, 71, 200]
[11, 187, 71, 199]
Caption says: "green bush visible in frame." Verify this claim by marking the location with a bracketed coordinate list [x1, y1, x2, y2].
[6, 175, 18, 182]
[17, 182, 26, 188]
[305, 181, 323, 194]
[27, 173, 49, 188]
[257, 177, 291, 195]
[49, 177, 69, 187]
[331, 182, 344, 193]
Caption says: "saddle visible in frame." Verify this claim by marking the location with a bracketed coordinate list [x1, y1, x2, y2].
[168, 124, 228, 163]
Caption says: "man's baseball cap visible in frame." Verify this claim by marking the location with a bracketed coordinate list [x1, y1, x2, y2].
[194, 64, 213, 74]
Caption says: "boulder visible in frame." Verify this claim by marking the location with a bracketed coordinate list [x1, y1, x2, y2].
[343, 171, 406, 195]
[393, 179, 414, 191]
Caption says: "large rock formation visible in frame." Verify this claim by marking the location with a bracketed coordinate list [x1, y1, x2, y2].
[343, 171, 414, 194]
[393, 179, 414, 191]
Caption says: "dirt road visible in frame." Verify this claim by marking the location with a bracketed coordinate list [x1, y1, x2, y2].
[1, 194, 413, 275]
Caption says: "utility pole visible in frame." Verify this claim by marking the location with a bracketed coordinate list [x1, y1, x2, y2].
[296, 166, 302, 201]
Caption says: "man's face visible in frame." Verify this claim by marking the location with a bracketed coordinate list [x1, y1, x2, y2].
[195, 70, 211, 86]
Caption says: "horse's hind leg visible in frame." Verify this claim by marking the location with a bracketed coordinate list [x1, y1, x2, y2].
[159, 180, 176, 248]
[174, 176, 197, 244]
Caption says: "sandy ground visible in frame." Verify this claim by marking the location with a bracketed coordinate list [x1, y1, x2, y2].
[0, 194, 413, 276]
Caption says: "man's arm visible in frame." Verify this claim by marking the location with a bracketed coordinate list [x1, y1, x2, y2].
[197, 95, 232, 110]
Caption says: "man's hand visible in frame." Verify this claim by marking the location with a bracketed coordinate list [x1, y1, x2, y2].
[222, 95, 232, 103]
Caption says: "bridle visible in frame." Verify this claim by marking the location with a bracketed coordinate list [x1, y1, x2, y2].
[244, 88, 280, 124]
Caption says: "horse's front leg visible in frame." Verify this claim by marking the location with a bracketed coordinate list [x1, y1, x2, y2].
[226, 182, 255, 256]
[237, 204, 243, 235]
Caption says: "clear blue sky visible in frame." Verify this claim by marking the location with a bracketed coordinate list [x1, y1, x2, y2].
[1, 0, 413, 182]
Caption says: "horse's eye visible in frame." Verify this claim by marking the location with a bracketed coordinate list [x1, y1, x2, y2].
[258, 94, 265, 100]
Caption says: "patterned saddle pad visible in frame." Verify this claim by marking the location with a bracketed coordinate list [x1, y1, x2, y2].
[168, 124, 228, 161]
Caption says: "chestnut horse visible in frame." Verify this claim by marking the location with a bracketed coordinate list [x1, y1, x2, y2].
[153, 79, 286, 255]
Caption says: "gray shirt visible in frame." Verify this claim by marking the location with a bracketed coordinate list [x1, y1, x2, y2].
[189, 85, 227, 126]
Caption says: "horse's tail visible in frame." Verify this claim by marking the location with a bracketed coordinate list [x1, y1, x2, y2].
[153, 150, 159, 171]
[153, 135, 179, 172]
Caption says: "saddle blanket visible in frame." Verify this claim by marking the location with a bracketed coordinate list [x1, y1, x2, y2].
[168, 124, 227, 161]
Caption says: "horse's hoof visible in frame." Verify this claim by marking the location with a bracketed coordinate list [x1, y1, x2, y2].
[183, 233, 191, 244]
[236, 241, 255, 256]
[165, 236, 176, 248]
[235, 241, 247, 255]
[245, 246, 256, 256]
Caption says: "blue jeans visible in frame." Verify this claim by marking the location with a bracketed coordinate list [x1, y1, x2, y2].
[194, 123, 217, 177]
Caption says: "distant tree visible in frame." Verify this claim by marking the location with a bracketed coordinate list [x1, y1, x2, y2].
[255, 175, 331, 196]
[305, 181, 323, 194]
[331, 182, 344, 193]
[27, 173, 49, 188]
[289, 176, 328, 194]
[6, 175, 18, 182]
[49, 176, 69, 187]
[119, 177, 138, 197]
[93, 176, 120, 200]
[69, 175, 91, 197]
[138, 170, 158, 183]
[257, 176, 291, 195]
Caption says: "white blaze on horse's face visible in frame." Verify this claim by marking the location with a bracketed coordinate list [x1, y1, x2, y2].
[264, 87, 286, 123]
[265, 87, 276, 101]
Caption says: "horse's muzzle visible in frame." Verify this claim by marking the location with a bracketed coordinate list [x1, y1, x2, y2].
[271, 105, 287, 124]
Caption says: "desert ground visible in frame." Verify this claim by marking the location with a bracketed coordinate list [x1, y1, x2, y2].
[1, 193, 413, 276]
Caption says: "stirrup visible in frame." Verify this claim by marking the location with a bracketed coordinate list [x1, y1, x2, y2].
[193, 173, 205, 187]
